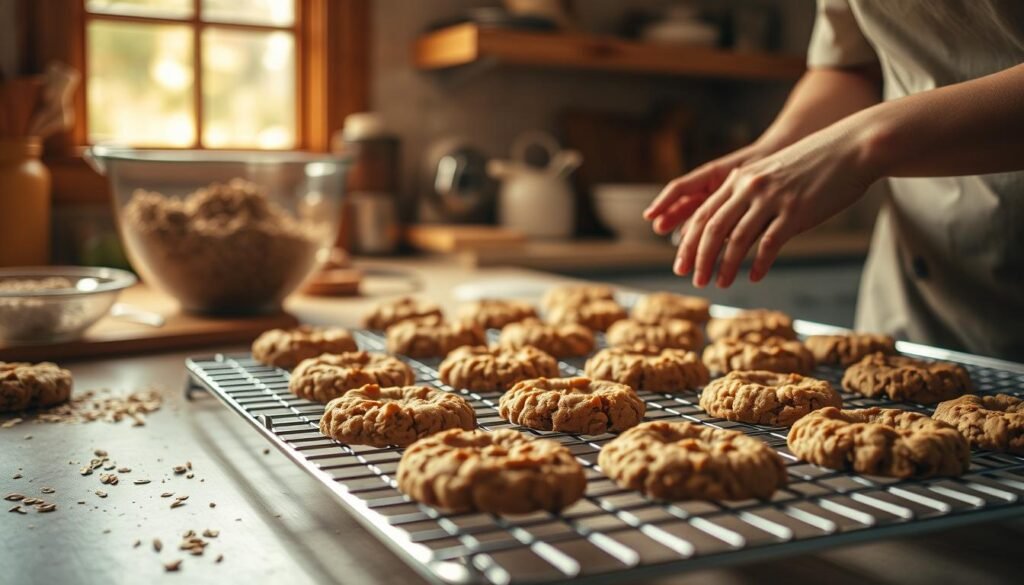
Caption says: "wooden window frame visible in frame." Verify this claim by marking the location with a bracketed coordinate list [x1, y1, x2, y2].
[19, 0, 369, 204]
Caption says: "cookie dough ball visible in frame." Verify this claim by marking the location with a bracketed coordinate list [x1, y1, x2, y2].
[805, 333, 896, 366]
[702, 337, 814, 375]
[439, 345, 559, 392]
[631, 292, 710, 324]
[842, 353, 972, 404]
[499, 376, 645, 434]
[397, 428, 586, 514]
[251, 325, 357, 369]
[456, 299, 537, 330]
[933, 394, 1024, 454]
[606, 318, 704, 351]
[498, 319, 594, 358]
[540, 284, 615, 311]
[546, 299, 627, 332]
[289, 352, 414, 403]
[385, 321, 486, 359]
[700, 371, 841, 427]
[584, 346, 709, 392]
[319, 384, 475, 447]
[0, 361, 73, 412]
[362, 297, 443, 330]
[706, 309, 796, 342]
[788, 406, 969, 478]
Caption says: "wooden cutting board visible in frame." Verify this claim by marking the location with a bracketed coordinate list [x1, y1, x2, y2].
[0, 284, 297, 362]
[406, 224, 526, 253]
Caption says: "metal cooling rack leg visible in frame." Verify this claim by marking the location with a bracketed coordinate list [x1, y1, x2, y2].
[184, 374, 209, 401]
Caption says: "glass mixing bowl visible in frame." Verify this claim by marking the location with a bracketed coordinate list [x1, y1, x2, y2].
[86, 147, 347, 315]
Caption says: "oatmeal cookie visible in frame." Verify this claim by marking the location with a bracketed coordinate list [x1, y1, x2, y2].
[598, 421, 787, 500]
[546, 299, 627, 332]
[362, 297, 443, 330]
[540, 284, 615, 311]
[584, 346, 709, 392]
[0, 361, 73, 412]
[702, 337, 814, 375]
[631, 292, 711, 324]
[498, 377, 645, 434]
[700, 371, 841, 427]
[842, 353, 971, 404]
[498, 319, 595, 358]
[396, 428, 586, 514]
[385, 321, 486, 358]
[251, 325, 357, 369]
[933, 394, 1024, 454]
[319, 384, 475, 447]
[706, 309, 796, 341]
[606, 318, 704, 351]
[289, 352, 414, 403]
[788, 406, 969, 478]
[805, 333, 896, 366]
[439, 345, 560, 392]
[457, 299, 537, 330]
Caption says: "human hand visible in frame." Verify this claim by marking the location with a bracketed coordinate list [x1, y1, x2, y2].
[666, 123, 877, 288]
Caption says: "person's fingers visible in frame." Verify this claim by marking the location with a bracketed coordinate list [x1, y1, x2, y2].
[692, 197, 750, 288]
[652, 194, 703, 235]
[672, 174, 736, 277]
[715, 203, 773, 288]
[750, 215, 796, 282]
[644, 163, 722, 220]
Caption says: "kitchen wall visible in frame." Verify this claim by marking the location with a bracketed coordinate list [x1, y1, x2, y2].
[0, 0, 16, 77]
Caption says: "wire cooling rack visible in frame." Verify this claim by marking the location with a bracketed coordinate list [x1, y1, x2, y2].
[185, 322, 1024, 585]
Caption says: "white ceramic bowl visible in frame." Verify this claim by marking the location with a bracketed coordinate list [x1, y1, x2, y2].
[593, 183, 665, 241]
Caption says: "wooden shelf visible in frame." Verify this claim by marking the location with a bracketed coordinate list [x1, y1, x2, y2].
[414, 23, 805, 81]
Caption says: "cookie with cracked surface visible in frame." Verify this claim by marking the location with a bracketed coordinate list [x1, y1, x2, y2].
[540, 284, 615, 311]
[700, 371, 841, 427]
[498, 376, 645, 434]
[0, 361, 73, 412]
[361, 297, 443, 330]
[598, 421, 787, 500]
[702, 337, 814, 375]
[546, 299, 627, 332]
[319, 384, 475, 447]
[289, 352, 414, 403]
[385, 320, 486, 358]
[498, 319, 594, 358]
[788, 406, 969, 478]
[584, 346, 709, 392]
[251, 325, 358, 369]
[804, 333, 896, 366]
[631, 292, 711, 324]
[842, 353, 971, 404]
[933, 394, 1024, 454]
[706, 309, 796, 341]
[456, 299, 537, 330]
[439, 345, 560, 392]
[606, 318, 704, 351]
[396, 428, 586, 514]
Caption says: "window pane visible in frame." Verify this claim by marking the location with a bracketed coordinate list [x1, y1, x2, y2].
[87, 20, 196, 146]
[86, 0, 193, 19]
[202, 28, 296, 149]
[201, 0, 295, 27]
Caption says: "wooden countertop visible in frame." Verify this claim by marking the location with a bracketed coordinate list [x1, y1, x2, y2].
[2, 256, 1021, 585]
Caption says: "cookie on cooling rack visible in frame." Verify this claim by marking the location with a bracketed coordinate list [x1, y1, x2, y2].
[361, 297, 443, 330]
[804, 333, 896, 366]
[498, 319, 594, 358]
[598, 421, 787, 500]
[540, 284, 615, 311]
[933, 394, 1024, 454]
[498, 376, 645, 434]
[1, 361, 73, 412]
[546, 299, 627, 332]
[630, 292, 710, 324]
[584, 346, 709, 392]
[251, 325, 358, 369]
[702, 336, 814, 375]
[605, 318, 704, 351]
[385, 320, 486, 359]
[842, 353, 972, 404]
[289, 352, 414, 403]
[456, 299, 537, 330]
[706, 309, 796, 342]
[700, 371, 841, 427]
[788, 406, 969, 478]
[439, 345, 559, 392]
[397, 428, 586, 514]
[319, 384, 475, 447]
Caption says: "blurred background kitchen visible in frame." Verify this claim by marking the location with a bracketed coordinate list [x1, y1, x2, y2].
[0, 0, 880, 334]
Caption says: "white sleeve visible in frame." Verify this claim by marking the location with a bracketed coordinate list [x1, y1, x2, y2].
[807, 0, 878, 68]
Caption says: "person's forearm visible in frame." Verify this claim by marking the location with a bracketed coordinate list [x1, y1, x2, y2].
[757, 65, 882, 150]
[855, 63, 1024, 178]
